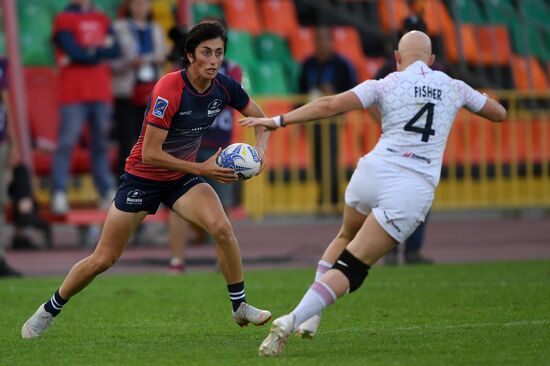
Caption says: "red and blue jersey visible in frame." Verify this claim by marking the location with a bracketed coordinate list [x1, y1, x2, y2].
[125, 69, 250, 181]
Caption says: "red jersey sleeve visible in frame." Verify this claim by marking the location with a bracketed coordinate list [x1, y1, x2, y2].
[145, 71, 184, 130]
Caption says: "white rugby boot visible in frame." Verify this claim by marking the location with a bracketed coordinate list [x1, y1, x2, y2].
[295, 314, 321, 339]
[258, 314, 295, 357]
[232, 302, 272, 327]
[21, 305, 54, 339]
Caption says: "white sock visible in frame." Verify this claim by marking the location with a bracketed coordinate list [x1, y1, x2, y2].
[315, 260, 333, 281]
[291, 280, 336, 326]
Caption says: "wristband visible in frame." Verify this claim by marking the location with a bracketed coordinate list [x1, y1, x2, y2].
[280, 114, 286, 127]
[273, 115, 282, 128]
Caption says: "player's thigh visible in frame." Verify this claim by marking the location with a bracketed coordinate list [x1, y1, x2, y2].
[94, 205, 147, 259]
[171, 183, 229, 232]
[346, 213, 398, 266]
[340, 204, 367, 240]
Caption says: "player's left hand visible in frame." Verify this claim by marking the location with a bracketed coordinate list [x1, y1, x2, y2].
[240, 117, 278, 130]
[254, 145, 266, 175]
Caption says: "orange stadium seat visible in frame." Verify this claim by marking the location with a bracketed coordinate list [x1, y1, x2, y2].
[259, 0, 300, 38]
[357, 56, 386, 81]
[444, 25, 478, 64]
[378, 0, 409, 32]
[289, 27, 315, 62]
[260, 99, 310, 169]
[477, 26, 512, 65]
[331, 26, 364, 70]
[511, 56, 550, 90]
[222, 0, 262, 35]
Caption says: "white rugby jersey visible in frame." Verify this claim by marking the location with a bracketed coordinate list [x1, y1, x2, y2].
[352, 60, 487, 186]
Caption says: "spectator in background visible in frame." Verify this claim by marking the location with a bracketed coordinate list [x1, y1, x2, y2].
[299, 26, 357, 210]
[376, 0, 435, 265]
[0, 58, 22, 276]
[168, 17, 243, 273]
[111, 0, 167, 179]
[50, 0, 120, 215]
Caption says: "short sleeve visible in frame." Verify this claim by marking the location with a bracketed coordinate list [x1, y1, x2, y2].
[454, 79, 487, 113]
[145, 73, 182, 130]
[351, 79, 380, 108]
[220, 75, 250, 111]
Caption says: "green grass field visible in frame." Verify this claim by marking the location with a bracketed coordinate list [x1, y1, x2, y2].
[1, 260, 549, 365]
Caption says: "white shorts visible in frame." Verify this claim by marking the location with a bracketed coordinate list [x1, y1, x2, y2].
[344, 155, 434, 244]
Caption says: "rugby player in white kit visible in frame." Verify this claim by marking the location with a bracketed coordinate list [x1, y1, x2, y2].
[240, 30, 507, 357]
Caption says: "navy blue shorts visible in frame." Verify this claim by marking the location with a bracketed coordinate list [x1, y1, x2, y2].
[114, 172, 206, 214]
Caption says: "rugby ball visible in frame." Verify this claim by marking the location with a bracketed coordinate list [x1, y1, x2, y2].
[216, 143, 262, 180]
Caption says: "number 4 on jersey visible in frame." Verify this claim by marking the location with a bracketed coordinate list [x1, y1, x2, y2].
[404, 102, 435, 142]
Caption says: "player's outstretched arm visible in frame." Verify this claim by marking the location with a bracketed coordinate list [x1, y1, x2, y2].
[240, 90, 363, 130]
[241, 99, 270, 174]
[476, 95, 507, 122]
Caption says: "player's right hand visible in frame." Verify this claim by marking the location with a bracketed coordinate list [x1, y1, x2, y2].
[201, 147, 238, 184]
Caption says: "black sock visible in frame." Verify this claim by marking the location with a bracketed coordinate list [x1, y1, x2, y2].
[228, 281, 246, 312]
[43, 290, 68, 317]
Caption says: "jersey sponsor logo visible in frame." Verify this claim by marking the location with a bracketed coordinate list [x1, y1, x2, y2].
[207, 99, 223, 117]
[383, 210, 401, 233]
[178, 110, 192, 116]
[152, 96, 169, 118]
[126, 189, 145, 205]
[386, 148, 432, 164]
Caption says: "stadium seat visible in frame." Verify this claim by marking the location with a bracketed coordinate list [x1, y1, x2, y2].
[331, 26, 365, 70]
[511, 56, 550, 91]
[225, 30, 257, 71]
[449, 0, 487, 24]
[476, 26, 512, 65]
[423, 0, 454, 37]
[222, 0, 262, 35]
[357, 56, 385, 81]
[255, 32, 293, 63]
[259, 0, 300, 39]
[378, 0, 409, 32]
[289, 27, 316, 62]
[252, 61, 290, 95]
[510, 23, 550, 62]
[192, 2, 224, 23]
[483, 0, 518, 27]
[519, 0, 550, 29]
[444, 24, 478, 64]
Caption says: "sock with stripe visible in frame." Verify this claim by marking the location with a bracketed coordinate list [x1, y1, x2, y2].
[228, 281, 246, 312]
[315, 260, 333, 281]
[43, 290, 68, 317]
[291, 280, 337, 326]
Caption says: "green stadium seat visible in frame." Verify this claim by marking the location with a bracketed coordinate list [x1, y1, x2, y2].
[482, 0, 517, 27]
[519, 0, 550, 29]
[450, 0, 487, 24]
[0, 30, 5, 55]
[92, 0, 120, 19]
[255, 33, 293, 63]
[252, 62, 290, 96]
[225, 30, 257, 71]
[192, 3, 224, 23]
[510, 23, 550, 62]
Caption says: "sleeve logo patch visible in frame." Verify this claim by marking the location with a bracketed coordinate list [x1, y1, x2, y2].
[152, 96, 169, 118]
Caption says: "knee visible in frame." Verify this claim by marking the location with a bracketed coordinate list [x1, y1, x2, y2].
[89, 253, 117, 274]
[332, 249, 370, 292]
[208, 220, 234, 244]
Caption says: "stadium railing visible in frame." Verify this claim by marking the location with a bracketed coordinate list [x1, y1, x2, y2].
[240, 91, 550, 219]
